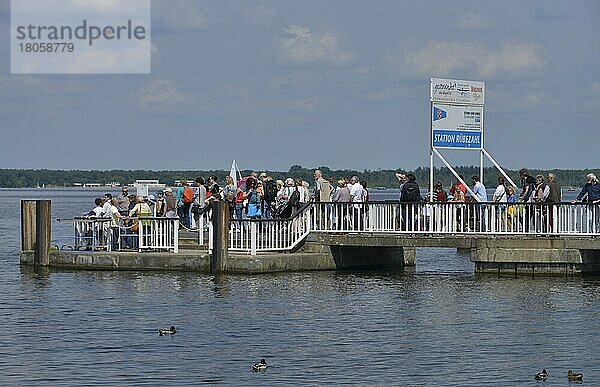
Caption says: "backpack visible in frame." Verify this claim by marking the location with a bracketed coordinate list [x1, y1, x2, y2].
[402, 182, 421, 202]
[288, 188, 300, 207]
[265, 180, 278, 202]
[182, 186, 194, 204]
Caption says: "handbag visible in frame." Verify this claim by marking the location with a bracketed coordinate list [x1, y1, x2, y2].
[131, 221, 139, 232]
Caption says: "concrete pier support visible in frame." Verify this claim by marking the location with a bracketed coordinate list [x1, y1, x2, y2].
[210, 202, 229, 274]
[471, 247, 584, 275]
[329, 245, 415, 270]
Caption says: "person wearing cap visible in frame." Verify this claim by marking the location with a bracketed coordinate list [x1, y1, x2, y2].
[129, 196, 152, 248]
[116, 187, 130, 216]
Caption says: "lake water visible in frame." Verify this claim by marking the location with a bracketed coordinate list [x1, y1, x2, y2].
[1, 189, 598, 385]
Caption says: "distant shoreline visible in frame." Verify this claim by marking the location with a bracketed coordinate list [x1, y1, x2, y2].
[0, 166, 595, 189]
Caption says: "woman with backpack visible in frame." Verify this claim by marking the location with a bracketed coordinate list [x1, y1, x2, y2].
[223, 176, 238, 219]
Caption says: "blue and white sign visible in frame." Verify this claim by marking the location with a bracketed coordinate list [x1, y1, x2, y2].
[432, 103, 483, 149]
[432, 103, 482, 132]
[432, 129, 482, 149]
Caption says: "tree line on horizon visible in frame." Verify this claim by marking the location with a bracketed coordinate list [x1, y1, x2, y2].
[0, 166, 596, 189]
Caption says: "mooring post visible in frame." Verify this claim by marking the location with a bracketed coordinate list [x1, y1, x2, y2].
[21, 200, 37, 252]
[34, 200, 51, 266]
[211, 201, 229, 274]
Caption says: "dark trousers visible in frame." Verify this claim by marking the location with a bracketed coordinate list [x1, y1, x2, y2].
[178, 203, 191, 228]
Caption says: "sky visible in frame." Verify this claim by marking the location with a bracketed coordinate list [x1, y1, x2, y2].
[0, 0, 599, 172]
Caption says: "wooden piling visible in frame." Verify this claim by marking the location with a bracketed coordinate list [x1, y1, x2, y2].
[34, 200, 51, 266]
[211, 201, 229, 274]
[21, 200, 37, 252]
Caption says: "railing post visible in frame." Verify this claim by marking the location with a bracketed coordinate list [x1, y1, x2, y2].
[34, 200, 51, 266]
[173, 219, 179, 253]
[198, 213, 204, 246]
[138, 218, 143, 252]
[211, 202, 229, 273]
[250, 222, 257, 256]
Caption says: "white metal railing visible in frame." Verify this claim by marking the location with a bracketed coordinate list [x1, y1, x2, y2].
[59, 217, 179, 253]
[136, 217, 179, 253]
[212, 201, 600, 255]
[228, 210, 310, 254]
[57, 217, 111, 251]
[308, 201, 600, 235]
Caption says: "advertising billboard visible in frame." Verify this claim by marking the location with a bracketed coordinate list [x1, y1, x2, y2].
[430, 78, 485, 105]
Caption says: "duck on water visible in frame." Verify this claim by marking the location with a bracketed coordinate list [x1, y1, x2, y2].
[567, 370, 583, 382]
[159, 326, 176, 336]
[252, 359, 268, 372]
[535, 369, 548, 380]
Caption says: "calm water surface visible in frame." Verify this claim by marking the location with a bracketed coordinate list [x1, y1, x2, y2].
[0, 189, 598, 385]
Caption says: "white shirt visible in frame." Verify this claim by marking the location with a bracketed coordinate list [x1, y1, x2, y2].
[109, 205, 121, 227]
[101, 201, 112, 218]
[473, 182, 488, 202]
[349, 183, 364, 209]
[493, 185, 507, 203]
[92, 206, 104, 217]
[297, 186, 307, 203]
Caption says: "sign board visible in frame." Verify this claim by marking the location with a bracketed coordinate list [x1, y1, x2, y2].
[430, 78, 485, 105]
[432, 103, 482, 131]
[432, 129, 482, 149]
[432, 103, 483, 149]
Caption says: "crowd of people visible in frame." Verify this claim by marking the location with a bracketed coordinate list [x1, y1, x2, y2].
[85, 168, 600, 241]
[394, 168, 600, 232]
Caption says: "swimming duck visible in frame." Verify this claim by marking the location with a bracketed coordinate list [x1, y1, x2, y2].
[535, 369, 548, 380]
[567, 370, 583, 382]
[252, 358, 268, 372]
[159, 325, 176, 336]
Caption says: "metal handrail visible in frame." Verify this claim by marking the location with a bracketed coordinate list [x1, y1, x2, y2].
[219, 201, 600, 255]
[56, 216, 179, 253]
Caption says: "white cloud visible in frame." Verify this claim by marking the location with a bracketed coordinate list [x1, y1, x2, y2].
[137, 79, 185, 110]
[457, 12, 490, 29]
[399, 40, 543, 77]
[279, 24, 355, 66]
[243, 5, 276, 26]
